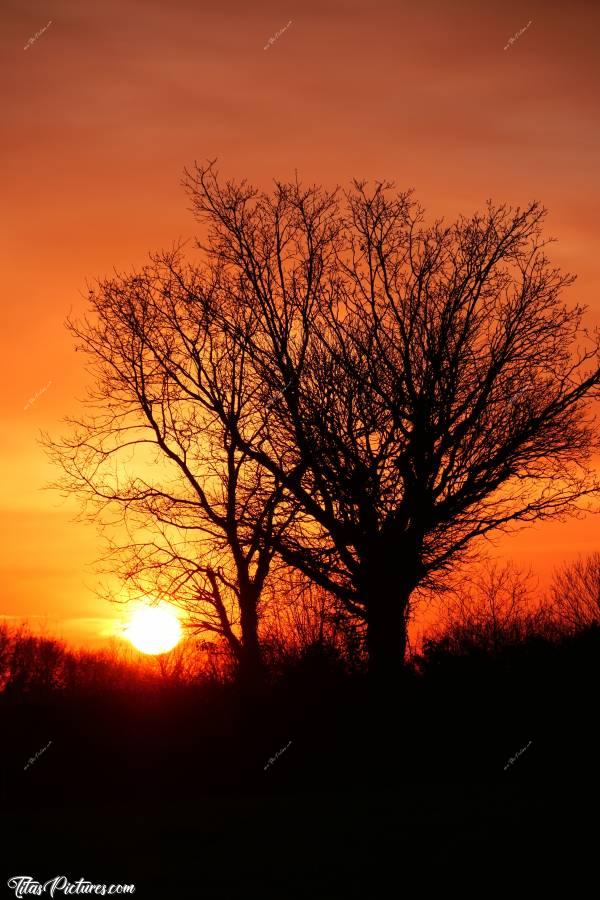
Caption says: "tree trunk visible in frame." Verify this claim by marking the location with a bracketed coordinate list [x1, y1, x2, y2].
[361, 551, 414, 781]
[362, 548, 415, 693]
[238, 591, 265, 696]
[366, 592, 408, 687]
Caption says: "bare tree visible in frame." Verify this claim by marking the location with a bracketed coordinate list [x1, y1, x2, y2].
[45, 249, 295, 689]
[183, 164, 600, 687]
[425, 562, 547, 654]
[261, 575, 365, 669]
[550, 552, 600, 632]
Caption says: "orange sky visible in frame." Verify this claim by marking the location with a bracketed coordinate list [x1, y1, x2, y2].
[1, 0, 599, 647]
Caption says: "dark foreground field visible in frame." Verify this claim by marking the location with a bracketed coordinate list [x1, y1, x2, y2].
[2, 784, 598, 895]
[2, 625, 600, 896]
[4, 783, 595, 898]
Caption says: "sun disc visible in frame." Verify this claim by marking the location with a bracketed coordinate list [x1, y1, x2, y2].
[125, 605, 181, 655]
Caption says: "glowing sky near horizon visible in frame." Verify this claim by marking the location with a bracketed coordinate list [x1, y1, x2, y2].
[1, 0, 599, 646]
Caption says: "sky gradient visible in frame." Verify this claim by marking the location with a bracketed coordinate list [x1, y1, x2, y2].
[2, 0, 599, 646]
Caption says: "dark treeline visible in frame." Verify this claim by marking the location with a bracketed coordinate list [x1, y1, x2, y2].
[3, 555, 600, 802]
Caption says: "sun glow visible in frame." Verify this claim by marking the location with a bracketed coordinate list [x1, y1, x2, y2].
[124, 604, 182, 655]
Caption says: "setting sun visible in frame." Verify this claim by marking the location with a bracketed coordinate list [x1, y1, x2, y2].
[124, 605, 182, 655]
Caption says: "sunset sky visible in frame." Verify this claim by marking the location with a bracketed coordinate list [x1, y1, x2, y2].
[2, 0, 599, 647]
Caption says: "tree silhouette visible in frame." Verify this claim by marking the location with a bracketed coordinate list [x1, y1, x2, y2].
[183, 164, 600, 688]
[45, 249, 296, 689]
[550, 553, 600, 632]
[426, 562, 547, 656]
[47, 165, 600, 692]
